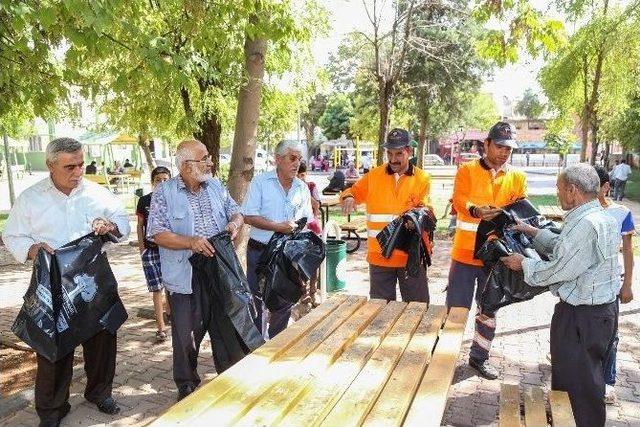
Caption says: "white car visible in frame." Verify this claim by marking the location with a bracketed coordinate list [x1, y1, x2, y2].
[423, 154, 445, 166]
[255, 148, 274, 171]
[219, 153, 231, 165]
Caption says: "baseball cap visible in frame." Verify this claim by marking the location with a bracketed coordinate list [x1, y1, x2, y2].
[383, 128, 411, 149]
[487, 122, 518, 148]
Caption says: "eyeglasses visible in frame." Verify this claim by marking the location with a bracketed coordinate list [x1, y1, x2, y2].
[185, 155, 213, 164]
[282, 154, 302, 163]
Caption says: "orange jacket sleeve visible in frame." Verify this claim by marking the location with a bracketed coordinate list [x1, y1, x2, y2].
[340, 173, 369, 205]
[452, 165, 473, 216]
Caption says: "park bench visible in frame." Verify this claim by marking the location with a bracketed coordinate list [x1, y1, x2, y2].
[340, 218, 366, 253]
[499, 383, 575, 427]
[152, 295, 469, 427]
[537, 205, 564, 221]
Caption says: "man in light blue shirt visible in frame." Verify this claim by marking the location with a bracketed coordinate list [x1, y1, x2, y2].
[501, 163, 620, 427]
[243, 140, 314, 338]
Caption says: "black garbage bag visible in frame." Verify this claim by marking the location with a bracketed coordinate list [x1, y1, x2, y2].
[474, 200, 560, 315]
[257, 218, 326, 311]
[12, 233, 127, 363]
[376, 208, 437, 277]
[189, 232, 265, 361]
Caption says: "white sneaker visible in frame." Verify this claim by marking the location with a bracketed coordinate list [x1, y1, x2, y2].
[604, 384, 617, 405]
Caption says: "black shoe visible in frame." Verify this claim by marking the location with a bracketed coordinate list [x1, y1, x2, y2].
[469, 358, 499, 380]
[38, 420, 60, 427]
[177, 385, 194, 401]
[96, 396, 121, 415]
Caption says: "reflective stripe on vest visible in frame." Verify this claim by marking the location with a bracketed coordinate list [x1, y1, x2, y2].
[456, 219, 479, 232]
[367, 213, 397, 222]
[368, 229, 382, 238]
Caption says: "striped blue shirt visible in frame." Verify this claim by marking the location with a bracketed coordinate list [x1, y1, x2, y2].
[522, 200, 621, 306]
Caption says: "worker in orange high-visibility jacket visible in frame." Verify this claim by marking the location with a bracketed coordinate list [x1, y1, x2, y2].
[448, 121, 527, 380]
[340, 128, 432, 303]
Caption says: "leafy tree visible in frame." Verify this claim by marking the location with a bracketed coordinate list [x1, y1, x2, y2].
[319, 93, 354, 139]
[515, 89, 545, 124]
[543, 115, 576, 166]
[540, 1, 640, 163]
[301, 93, 328, 150]
[460, 92, 500, 131]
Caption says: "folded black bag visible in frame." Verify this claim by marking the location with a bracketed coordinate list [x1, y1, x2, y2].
[257, 218, 326, 311]
[189, 232, 265, 358]
[12, 233, 127, 362]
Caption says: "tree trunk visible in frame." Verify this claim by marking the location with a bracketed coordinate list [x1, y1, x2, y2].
[227, 32, 267, 262]
[604, 141, 611, 167]
[590, 115, 599, 166]
[137, 134, 156, 172]
[376, 80, 394, 166]
[417, 107, 429, 168]
[195, 114, 222, 175]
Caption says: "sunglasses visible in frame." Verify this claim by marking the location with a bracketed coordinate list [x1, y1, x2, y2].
[185, 155, 213, 164]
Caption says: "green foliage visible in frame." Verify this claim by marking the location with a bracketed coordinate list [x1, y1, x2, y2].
[319, 93, 354, 139]
[474, 0, 567, 66]
[543, 116, 575, 156]
[515, 88, 545, 120]
[0, 0, 67, 127]
[606, 92, 640, 151]
[460, 93, 500, 131]
[258, 86, 299, 151]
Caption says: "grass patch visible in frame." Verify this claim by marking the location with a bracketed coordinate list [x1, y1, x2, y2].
[528, 194, 559, 209]
[0, 213, 7, 234]
[624, 169, 640, 203]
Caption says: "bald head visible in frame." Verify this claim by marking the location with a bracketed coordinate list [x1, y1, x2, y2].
[175, 139, 206, 169]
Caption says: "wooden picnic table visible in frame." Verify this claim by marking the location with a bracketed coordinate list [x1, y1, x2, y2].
[152, 295, 469, 427]
[538, 205, 564, 221]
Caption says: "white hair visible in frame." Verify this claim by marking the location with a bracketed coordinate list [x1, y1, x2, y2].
[174, 139, 201, 169]
[274, 140, 302, 156]
[559, 163, 600, 195]
[45, 137, 82, 163]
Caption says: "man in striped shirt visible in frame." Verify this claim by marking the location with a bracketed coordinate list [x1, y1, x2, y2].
[502, 163, 620, 427]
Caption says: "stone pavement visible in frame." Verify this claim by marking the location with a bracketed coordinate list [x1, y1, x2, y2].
[1, 234, 639, 426]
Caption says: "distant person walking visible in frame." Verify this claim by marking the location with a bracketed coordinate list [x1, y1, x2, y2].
[610, 159, 632, 201]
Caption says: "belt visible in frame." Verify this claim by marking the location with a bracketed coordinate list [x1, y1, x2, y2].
[247, 238, 267, 251]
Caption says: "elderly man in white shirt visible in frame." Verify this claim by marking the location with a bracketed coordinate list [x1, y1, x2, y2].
[242, 140, 314, 338]
[4, 138, 130, 427]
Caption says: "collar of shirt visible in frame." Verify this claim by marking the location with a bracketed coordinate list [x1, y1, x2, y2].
[385, 163, 415, 176]
[45, 176, 86, 198]
[479, 158, 510, 175]
[564, 199, 601, 224]
[177, 175, 209, 192]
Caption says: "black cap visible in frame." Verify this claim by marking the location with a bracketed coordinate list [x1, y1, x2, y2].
[383, 128, 411, 149]
[487, 122, 518, 148]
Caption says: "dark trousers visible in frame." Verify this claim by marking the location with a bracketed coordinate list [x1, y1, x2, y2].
[550, 300, 618, 427]
[168, 275, 233, 390]
[603, 298, 620, 385]
[35, 330, 116, 424]
[368, 264, 429, 303]
[246, 242, 292, 338]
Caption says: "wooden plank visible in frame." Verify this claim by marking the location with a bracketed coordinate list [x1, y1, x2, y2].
[363, 305, 447, 427]
[321, 302, 426, 426]
[194, 298, 383, 427]
[523, 386, 546, 427]
[233, 299, 391, 427]
[402, 307, 469, 426]
[150, 294, 356, 426]
[280, 301, 411, 427]
[549, 390, 576, 427]
[499, 384, 521, 427]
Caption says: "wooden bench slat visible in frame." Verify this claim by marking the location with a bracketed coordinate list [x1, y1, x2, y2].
[150, 294, 353, 426]
[523, 386, 546, 427]
[499, 384, 521, 427]
[232, 299, 388, 426]
[238, 301, 406, 426]
[280, 301, 411, 427]
[402, 307, 469, 426]
[321, 302, 426, 426]
[549, 390, 576, 427]
[363, 305, 447, 427]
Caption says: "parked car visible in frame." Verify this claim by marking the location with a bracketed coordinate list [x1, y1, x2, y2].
[423, 154, 445, 166]
[255, 148, 274, 171]
[219, 153, 231, 165]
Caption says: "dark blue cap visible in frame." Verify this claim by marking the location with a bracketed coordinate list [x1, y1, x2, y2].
[383, 128, 411, 149]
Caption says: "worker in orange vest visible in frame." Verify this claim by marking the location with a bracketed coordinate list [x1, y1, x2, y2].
[448, 121, 527, 379]
[340, 128, 431, 302]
